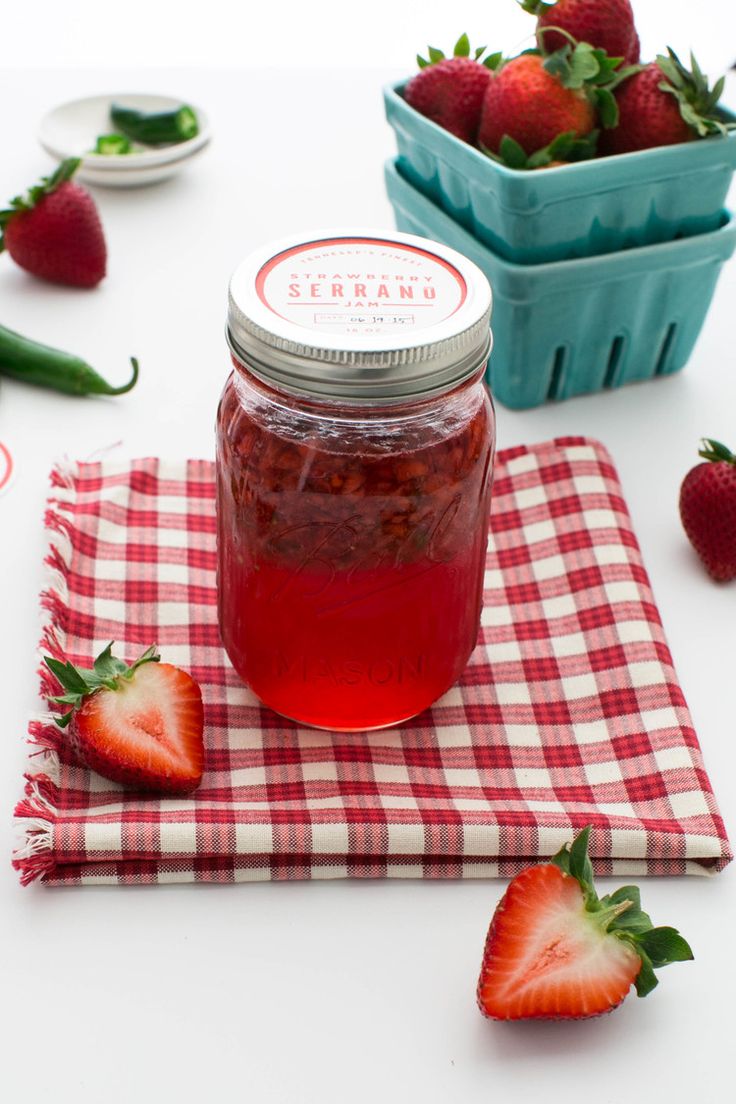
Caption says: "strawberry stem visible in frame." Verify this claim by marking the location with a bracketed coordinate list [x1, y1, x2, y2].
[519, 0, 556, 12]
[536, 24, 578, 51]
[594, 897, 635, 930]
[698, 438, 736, 465]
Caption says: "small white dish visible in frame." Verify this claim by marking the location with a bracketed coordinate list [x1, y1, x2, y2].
[38, 93, 211, 188]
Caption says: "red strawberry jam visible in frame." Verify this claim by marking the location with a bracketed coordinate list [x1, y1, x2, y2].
[217, 232, 495, 730]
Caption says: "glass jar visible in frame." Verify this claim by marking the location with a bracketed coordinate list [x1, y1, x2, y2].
[216, 231, 495, 731]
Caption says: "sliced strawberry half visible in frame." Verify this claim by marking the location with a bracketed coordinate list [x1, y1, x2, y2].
[45, 643, 205, 795]
[477, 827, 693, 1020]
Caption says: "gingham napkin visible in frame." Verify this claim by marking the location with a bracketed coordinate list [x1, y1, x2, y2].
[13, 437, 731, 885]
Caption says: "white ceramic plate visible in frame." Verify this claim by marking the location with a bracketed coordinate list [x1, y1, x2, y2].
[38, 93, 211, 188]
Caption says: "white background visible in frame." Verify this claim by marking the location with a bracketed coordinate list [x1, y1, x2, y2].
[1, 2, 736, 1102]
[1, 0, 733, 74]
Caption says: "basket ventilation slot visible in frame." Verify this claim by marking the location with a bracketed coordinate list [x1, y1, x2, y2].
[548, 347, 567, 400]
[604, 336, 626, 388]
[654, 323, 678, 375]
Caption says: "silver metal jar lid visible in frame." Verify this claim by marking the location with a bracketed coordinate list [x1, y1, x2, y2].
[227, 229, 492, 403]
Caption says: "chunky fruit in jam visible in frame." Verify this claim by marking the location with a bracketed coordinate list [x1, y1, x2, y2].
[216, 361, 494, 730]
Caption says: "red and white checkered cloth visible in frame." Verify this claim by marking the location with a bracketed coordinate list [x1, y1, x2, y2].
[13, 437, 731, 885]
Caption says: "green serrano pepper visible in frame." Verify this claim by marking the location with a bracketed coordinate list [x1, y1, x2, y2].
[0, 323, 139, 396]
[110, 103, 199, 145]
[93, 133, 132, 156]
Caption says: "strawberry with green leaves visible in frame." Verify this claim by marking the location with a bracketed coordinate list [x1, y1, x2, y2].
[520, 0, 641, 66]
[477, 827, 693, 1020]
[602, 49, 732, 155]
[404, 34, 502, 143]
[679, 438, 736, 582]
[478, 40, 636, 168]
[45, 643, 205, 794]
[0, 158, 107, 288]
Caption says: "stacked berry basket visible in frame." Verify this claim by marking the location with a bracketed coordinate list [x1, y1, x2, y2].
[383, 4, 736, 409]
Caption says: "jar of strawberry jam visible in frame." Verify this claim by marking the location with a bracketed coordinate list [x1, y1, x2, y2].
[216, 231, 495, 731]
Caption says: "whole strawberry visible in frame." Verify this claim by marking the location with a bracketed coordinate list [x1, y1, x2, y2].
[477, 827, 693, 1020]
[478, 40, 627, 163]
[520, 0, 640, 65]
[602, 49, 730, 155]
[405, 34, 501, 143]
[679, 438, 736, 582]
[45, 643, 205, 793]
[0, 158, 106, 288]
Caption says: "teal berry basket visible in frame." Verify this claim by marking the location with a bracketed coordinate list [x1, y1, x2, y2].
[383, 80, 736, 265]
[384, 158, 736, 410]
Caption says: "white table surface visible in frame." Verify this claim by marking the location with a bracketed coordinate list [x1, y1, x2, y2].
[1, 66, 735, 1104]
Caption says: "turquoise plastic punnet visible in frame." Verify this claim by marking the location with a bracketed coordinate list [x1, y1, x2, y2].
[385, 159, 736, 410]
[384, 81, 736, 264]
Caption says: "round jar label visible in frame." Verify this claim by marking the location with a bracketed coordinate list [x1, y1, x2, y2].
[255, 236, 468, 336]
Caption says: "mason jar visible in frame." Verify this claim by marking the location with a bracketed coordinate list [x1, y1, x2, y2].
[216, 230, 495, 731]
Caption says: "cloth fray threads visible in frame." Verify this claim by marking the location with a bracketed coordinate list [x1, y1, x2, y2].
[12, 461, 76, 885]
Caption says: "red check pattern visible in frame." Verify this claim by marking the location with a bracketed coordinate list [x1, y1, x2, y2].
[13, 437, 731, 885]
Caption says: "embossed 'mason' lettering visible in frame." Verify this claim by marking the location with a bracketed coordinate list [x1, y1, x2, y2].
[273, 654, 426, 685]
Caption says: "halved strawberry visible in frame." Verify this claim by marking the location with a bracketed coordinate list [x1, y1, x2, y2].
[477, 827, 693, 1020]
[44, 643, 205, 794]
